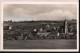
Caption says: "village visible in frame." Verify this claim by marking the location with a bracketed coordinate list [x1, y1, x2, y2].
[3, 19, 77, 40]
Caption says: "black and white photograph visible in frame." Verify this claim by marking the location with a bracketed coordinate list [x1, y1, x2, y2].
[0, 0, 79, 52]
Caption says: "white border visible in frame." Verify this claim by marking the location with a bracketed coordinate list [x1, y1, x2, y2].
[1, 1, 79, 52]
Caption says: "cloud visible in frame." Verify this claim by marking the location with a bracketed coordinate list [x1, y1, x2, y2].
[36, 9, 76, 20]
[3, 4, 77, 21]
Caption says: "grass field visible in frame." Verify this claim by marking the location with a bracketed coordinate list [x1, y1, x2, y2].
[3, 39, 77, 49]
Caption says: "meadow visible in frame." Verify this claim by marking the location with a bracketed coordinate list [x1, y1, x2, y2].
[4, 39, 77, 49]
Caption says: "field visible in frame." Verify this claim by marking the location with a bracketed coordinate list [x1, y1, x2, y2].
[4, 39, 77, 49]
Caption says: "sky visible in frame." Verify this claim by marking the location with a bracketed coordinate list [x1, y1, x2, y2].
[3, 4, 77, 21]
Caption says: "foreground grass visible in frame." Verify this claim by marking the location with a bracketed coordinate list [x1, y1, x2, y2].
[4, 39, 77, 49]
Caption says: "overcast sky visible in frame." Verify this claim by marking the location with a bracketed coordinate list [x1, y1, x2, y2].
[3, 4, 77, 21]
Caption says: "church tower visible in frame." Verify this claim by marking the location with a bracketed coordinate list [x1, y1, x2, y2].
[64, 19, 68, 33]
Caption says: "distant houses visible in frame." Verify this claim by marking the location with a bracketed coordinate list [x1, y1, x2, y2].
[3, 19, 77, 40]
[3, 23, 12, 30]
